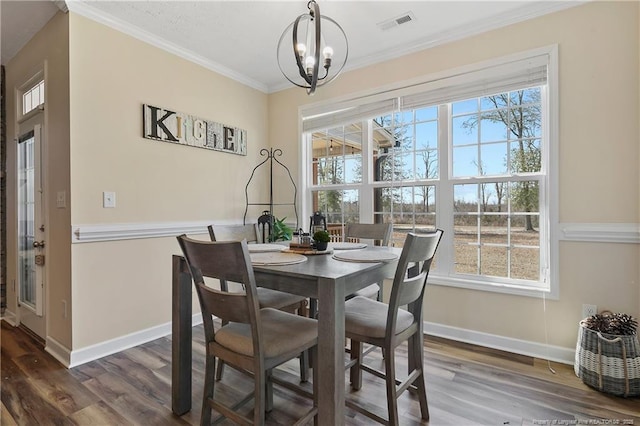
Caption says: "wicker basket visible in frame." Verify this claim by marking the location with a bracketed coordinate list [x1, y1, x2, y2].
[574, 321, 640, 397]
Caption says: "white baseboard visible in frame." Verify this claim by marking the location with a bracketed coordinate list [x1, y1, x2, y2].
[65, 314, 204, 368]
[5, 308, 574, 367]
[46, 336, 72, 366]
[425, 321, 575, 365]
[58, 316, 573, 369]
[0, 310, 18, 326]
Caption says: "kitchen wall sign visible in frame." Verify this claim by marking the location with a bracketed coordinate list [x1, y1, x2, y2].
[142, 104, 246, 156]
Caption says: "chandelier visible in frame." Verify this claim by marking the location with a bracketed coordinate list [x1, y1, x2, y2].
[277, 0, 348, 95]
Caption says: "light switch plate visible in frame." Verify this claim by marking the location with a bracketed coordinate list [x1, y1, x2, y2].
[103, 191, 116, 208]
[56, 191, 66, 208]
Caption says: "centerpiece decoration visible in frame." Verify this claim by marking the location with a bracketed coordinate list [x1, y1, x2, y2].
[312, 230, 331, 251]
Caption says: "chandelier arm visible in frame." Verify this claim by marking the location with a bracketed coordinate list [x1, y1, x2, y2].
[307, 0, 321, 95]
[277, 21, 313, 88]
[292, 15, 311, 83]
[317, 67, 330, 81]
[314, 15, 349, 88]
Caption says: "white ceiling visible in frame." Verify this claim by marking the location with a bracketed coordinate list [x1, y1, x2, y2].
[2, 1, 581, 93]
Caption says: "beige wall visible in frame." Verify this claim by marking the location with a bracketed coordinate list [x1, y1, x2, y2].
[269, 1, 640, 350]
[5, 12, 71, 347]
[5, 1, 638, 360]
[68, 14, 270, 348]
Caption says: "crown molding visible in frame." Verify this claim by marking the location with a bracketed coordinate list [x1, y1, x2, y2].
[66, 1, 268, 93]
[53, 0, 69, 13]
[67, 0, 584, 95]
[345, 1, 584, 81]
[272, 1, 585, 93]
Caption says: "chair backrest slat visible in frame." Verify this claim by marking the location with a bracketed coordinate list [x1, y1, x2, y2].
[208, 224, 259, 243]
[387, 230, 443, 337]
[345, 223, 392, 246]
[177, 235, 261, 328]
[197, 285, 253, 324]
[396, 272, 427, 307]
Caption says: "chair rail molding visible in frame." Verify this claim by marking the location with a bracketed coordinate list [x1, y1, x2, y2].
[559, 222, 640, 244]
[74, 221, 640, 244]
[72, 219, 240, 243]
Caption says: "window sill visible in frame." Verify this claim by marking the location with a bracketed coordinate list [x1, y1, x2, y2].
[427, 273, 556, 300]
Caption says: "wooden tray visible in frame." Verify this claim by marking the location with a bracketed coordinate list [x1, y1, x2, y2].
[283, 248, 334, 255]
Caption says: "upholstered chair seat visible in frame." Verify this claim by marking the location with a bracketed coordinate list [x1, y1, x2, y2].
[216, 308, 318, 358]
[344, 296, 414, 338]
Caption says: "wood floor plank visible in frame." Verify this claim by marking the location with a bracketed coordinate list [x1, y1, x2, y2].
[1, 353, 72, 425]
[1, 400, 18, 425]
[81, 371, 189, 426]
[11, 349, 100, 416]
[2, 319, 639, 425]
[67, 400, 134, 425]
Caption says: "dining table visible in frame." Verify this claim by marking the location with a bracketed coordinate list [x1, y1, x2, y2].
[171, 242, 400, 425]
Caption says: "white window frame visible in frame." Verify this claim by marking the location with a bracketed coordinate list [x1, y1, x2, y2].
[17, 69, 45, 123]
[299, 46, 559, 299]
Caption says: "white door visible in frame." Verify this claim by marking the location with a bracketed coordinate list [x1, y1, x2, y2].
[17, 119, 46, 339]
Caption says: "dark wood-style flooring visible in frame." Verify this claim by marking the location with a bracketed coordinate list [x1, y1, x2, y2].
[2, 320, 639, 425]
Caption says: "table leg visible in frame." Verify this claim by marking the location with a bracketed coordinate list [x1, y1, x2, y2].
[172, 255, 192, 415]
[316, 277, 346, 425]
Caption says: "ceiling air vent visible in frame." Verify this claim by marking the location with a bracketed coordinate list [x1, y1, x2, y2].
[377, 11, 416, 31]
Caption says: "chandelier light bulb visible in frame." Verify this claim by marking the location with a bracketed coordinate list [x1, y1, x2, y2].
[322, 46, 333, 59]
[305, 56, 315, 67]
[296, 43, 307, 57]
[305, 55, 315, 75]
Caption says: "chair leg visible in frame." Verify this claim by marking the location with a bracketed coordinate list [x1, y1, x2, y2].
[312, 345, 319, 425]
[384, 346, 399, 426]
[409, 333, 429, 420]
[309, 298, 318, 319]
[201, 354, 215, 426]
[265, 370, 274, 413]
[299, 350, 309, 383]
[255, 369, 266, 426]
[297, 301, 310, 382]
[307, 298, 319, 372]
[349, 340, 363, 390]
[215, 360, 225, 381]
[216, 320, 229, 381]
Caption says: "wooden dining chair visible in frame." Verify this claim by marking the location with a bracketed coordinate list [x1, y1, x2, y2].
[309, 222, 392, 321]
[344, 222, 393, 300]
[208, 224, 310, 382]
[176, 235, 318, 426]
[343, 230, 443, 425]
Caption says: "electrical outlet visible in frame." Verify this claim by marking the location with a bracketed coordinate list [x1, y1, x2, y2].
[582, 304, 597, 319]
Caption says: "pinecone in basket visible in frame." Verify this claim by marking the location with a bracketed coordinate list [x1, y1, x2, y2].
[583, 312, 638, 335]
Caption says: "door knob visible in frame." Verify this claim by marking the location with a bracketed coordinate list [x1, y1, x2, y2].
[33, 240, 45, 248]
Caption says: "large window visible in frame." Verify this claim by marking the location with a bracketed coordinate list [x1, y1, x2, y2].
[302, 47, 557, 294]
